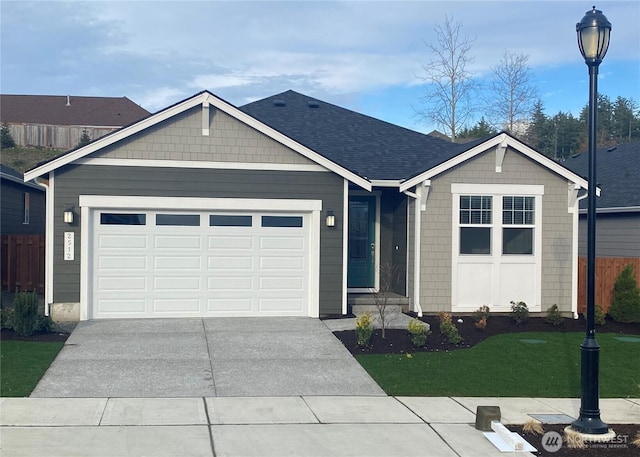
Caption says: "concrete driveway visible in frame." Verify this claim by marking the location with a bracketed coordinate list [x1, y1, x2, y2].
[31, 318, 385, 398]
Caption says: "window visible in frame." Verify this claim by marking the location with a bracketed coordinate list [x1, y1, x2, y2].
[100, 213, 146, 225]
[209, 215, 252, 227]
[459, 196, 492, 254]
[261, 216, 303, 228]
[23, 192, 30, 224]
[156, 214, 200, 226]
[502, 196, 535, 255]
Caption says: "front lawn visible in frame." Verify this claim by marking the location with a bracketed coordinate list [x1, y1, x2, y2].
[0, 341, 64, 396]
[356, 332, 640, 397]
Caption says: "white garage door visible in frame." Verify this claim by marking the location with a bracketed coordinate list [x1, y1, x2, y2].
[91, 210, 310, 318]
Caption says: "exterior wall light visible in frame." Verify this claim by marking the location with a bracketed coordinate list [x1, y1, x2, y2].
[64, 207, 75, 224]
[325, 211, 336, 228]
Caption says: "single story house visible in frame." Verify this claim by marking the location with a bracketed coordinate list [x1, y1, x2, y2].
[1, 164, 45, 236]
[1, 94, 150, 150]
[24, 90, 589, 321]
[564, 140, 640, 258]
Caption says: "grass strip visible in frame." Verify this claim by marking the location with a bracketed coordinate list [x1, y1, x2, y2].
[355, 332, 640, 397]
[0, 341, 64, 397]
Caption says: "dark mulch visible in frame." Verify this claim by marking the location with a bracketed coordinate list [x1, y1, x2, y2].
[508, 423, 640, 457]
[1, 328, 70, 342]
[333, 314, 640, 356]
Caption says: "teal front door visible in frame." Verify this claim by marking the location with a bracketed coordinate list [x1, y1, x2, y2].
[348, 196, 376, 289]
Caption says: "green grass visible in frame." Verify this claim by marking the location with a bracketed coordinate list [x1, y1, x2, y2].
[0, 146, 64, 172]
[356, 332, 640, 397]
[0, 341, 64, 396]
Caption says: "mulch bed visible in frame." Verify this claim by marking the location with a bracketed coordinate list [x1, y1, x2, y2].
[1, 328, 70, 342]
[333, 314, 640, 355]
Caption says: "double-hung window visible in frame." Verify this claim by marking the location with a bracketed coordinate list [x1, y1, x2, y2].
[459, 195, 492, 254]
[502, 196, 535, 255]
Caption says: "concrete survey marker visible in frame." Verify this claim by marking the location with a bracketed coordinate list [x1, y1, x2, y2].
[614, 336, 640, 342]
[519, 338, 547, 344]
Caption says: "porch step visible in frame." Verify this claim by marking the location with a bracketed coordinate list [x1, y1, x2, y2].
[351, 303, 407, 317]
[348, 293, 410, 307]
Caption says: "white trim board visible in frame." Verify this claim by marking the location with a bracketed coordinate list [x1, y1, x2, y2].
[75, 158, 329, 173]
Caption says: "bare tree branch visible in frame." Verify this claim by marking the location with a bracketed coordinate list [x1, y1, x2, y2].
[415, 15, 478, 142]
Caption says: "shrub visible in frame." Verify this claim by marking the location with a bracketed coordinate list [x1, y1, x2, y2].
[437, 311, 463, 344]
[609, 264, 640, 323]
[355, 312, 374, 347]
[35, 314, 55, 333]
[510, 301, 529, 325]
[545, 304, 563, 325]
[594, 304, 606, 326]
[407, 319, 430, 347]
[475, 316, 487, 330]
[1, 122, 16, 149]
[472, 305, 490, 324]
[1, 306, 14, 329]
[13, 290, 39, 336]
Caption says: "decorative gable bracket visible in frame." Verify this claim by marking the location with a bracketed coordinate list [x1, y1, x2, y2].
[495, 138, 508, 173]
[421, 180, 431, 211]
[202, 101, 210, 136]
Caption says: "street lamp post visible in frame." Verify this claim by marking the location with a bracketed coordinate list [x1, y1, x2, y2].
[571, 5, 611, 435]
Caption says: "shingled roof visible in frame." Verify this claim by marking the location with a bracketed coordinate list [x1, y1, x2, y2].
[240, 90, 476, 181]
[563, 140, 640, 211]
[0, 94, 150, 127]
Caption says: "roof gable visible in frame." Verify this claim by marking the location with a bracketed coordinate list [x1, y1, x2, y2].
[24, 91, 371, 190]
[399, 133, 588, 192]
[564, 140, 640, 210]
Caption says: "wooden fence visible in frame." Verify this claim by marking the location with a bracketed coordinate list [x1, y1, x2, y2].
[577, 257, 640, 314]
[1, 235, 45, 294]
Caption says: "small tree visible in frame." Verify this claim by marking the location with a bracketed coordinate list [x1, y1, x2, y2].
[373, 262, 402, 338]
[77, 129, 91, 148]
[1, 123, 16, 149]
[609, 264, 640, 323]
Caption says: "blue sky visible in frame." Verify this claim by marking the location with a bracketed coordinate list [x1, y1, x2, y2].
[1, 1, 638, 134]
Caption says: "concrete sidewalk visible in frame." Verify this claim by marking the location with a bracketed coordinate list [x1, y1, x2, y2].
[2, 396, 638, 457]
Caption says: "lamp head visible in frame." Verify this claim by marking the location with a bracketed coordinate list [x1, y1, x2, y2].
[576, 6, 611, 65]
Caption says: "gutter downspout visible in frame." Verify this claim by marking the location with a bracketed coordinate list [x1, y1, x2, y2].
[403, 189, 423, 317]
[35, 176, 53, 316]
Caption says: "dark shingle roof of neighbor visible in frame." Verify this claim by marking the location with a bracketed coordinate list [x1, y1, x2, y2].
[240, 90, 478, 181]
[0, 94, 150, 127]
[563, 140, 640, 210]
[0, 163, 23, 179]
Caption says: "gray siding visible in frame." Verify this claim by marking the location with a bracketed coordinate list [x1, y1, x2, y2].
[578, 213, 640, 258]
[418, 147, 575, 313]
[0, 180, 46, 235]
[95, 107, 316, 165]
[53, 166, 344, 314]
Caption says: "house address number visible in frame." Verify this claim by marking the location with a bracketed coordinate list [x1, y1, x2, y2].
[64, 232, 74, 261]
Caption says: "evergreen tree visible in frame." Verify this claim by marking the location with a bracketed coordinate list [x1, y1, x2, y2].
[77, 129, 91, 148]
[1, 123, 16, 149]
[458, 117, 497, 140]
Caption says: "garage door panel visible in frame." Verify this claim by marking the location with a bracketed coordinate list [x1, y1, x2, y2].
[97, 299, 146, 314]
[259, 298, 304, 313]
[99, 256, 147, 270]
[260, 257, 304, 270]
[155, 256, 201, 270]
[154, 277, 200, 290]
[208, 256, 253, 270]
[260, 236, 304, 250]
[208, 277, 253, 290]
[207, 298, 252, 313]
[209, 236, 253, 250]
[153, 298, 200, 313]
[98, 277, 146, 291]
[155, 235, 201, 249]
[259, 277, 304, 290]
[98, 235, 147, 249]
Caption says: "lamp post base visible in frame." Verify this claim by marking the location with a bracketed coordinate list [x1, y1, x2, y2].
[564, 426, 616, 448]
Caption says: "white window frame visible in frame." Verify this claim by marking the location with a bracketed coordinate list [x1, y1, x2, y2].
[451, 183, 543, 312]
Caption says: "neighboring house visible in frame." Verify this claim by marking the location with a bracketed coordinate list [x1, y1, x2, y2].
[1, 94, 150, 150]
[563, 141, 640, 312]
[564, 140, 640, 258]
[1, 164, 45, 235]
[24, 90, 588, 322]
